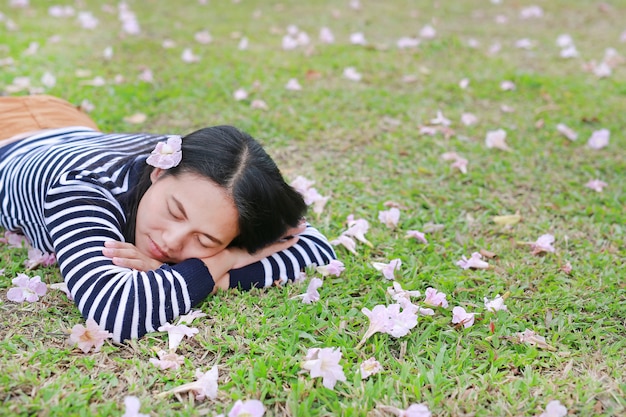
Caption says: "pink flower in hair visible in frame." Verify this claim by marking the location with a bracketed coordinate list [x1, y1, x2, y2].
[146, 135, 182, 169]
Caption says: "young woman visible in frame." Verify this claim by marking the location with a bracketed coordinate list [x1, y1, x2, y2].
[0, 95, 336, 342]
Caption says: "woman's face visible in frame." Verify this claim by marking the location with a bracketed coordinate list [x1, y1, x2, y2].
[134, 169, 240, 264]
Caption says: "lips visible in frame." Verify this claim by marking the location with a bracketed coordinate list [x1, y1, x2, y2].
[149, 238, 169, 262]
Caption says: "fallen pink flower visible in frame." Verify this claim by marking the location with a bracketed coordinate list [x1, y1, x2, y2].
[228, 399, 265, 417]
[343, 67, 362, 82]
[423, 287, 448, 308]
[372, 259, 401, 280]
[484, 294, 508, 312]
[387, 300, 418, 337]
[177, 309, 207, 325]
[560, 261, 572, 274]
[358, 305, 392, 346]
[158, 323, 199, 352]
[378, 207, 400, 228]
[149, 350, 185, 370]
[7, 274, 47, 303]
[531, 234, 555, 255]
[360, 357, 383, 379]
[350, 32, 367, 45]
[285, 78, 302, 91]
[344, 215, 372, 246]
[441, 152, 468, 174]
[587, 129, 609, 149]
[537, 400, 567, 417]
[419, 25, 436, 39]
[451, 306, 476, 328]
[316, 259, 345, 277]
[461, 112, 478, 126]
[300, 278, 323, 304]
[516, 329, 556, 351]
[24, 247, 56, 269]
[181, 48, 200, 63]
[122, 396, 149, 417]
[1, 230, 29, 248]
[49, 282, 73, 300]
[556, 123, 577, 141]
[430, 110, 451, 126]
[387, 282, 420, 302]
[585, 179, 607, 192]
[233, 88, 248, 101]
[319, 27, 335, 43]
[406, 230, 427, 244]
[500, 80, 516, 91]
[301, 347, 346, 390]
[160, 365, 218, 400]
[330, 234, 357, 255]
[485, 129, 511, 151]
[69, 318, 113, 353]
[456, 252, 489, 270]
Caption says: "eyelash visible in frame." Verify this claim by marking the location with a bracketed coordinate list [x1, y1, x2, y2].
[168, 207, 182, 220]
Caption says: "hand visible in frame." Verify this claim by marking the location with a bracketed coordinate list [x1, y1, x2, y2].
[102, 240, 163, 271]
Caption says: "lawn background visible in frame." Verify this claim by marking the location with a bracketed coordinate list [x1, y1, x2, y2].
[1, 0, 625, 416]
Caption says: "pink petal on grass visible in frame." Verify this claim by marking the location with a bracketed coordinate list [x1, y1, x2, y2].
[484, 294, 508, 312]
[160, 365, 218, 400]
[69, 318, 113, 353]
[301, 347, 346, 390]
[451, 306, 476, 328]
[330, 234, 357, 255]
[7, 274, 47, 303]
[530, 234, 555, 255]
[585, 179, 607, 192]
[406, 230, 427, 244]
[537, 400, 567, 417]
[121, 396, 149, 417]
[344, 216, 372, 246]
[587, 129, 609, 149]
[228, 400, 265, 417]
[360, 357, 383, 379]
[158, 323, 199, 351]
[387, 282, 421, 302]
[343, 67, 362, 81]
[316, 259, 345, 277]
[378, 207, 400, 228]
[457, 252, 489, 270]
[24, 247, 56, 269]
[372, 259, 401, 280]
[423, 287, 448, 308]
[556, 123, 577, 141]
[485, 129, 511, 151]
[300, 278, 323, 304]
[149, 350, 185, 370]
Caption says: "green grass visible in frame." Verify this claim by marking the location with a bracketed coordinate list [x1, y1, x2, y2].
[1, 0, 625, 416]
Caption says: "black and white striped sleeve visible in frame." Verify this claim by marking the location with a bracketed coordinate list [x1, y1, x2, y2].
[44, 177, 215, 342]
[228, 225, 337, 290]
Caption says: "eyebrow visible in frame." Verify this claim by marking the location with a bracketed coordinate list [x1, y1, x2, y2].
[171, 196, 223, 245]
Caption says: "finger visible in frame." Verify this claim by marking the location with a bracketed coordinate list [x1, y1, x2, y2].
[111, 256, 161, 271]
[102, 247, 141, 259]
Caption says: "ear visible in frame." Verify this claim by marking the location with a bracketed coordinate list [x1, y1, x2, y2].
[150, 168, 165, 183]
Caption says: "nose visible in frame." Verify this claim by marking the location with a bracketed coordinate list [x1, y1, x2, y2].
[163, 226, 187, 253]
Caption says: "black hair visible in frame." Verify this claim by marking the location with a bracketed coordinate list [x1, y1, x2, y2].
[123, 125, 307, 254]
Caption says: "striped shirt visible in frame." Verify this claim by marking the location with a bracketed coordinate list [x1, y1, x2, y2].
[0, 127, 336, 341]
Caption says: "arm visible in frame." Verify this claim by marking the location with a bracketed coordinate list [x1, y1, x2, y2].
[227, 224, 337, 290]
[45, 177, 215, 342]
